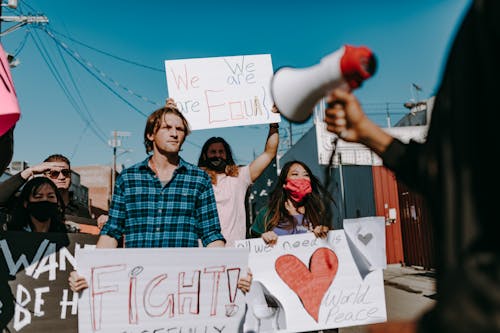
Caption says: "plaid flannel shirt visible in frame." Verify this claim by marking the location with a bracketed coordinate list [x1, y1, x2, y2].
[101, 157, 224, 247]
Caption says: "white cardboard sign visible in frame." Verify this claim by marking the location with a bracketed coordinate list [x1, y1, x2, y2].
[235, 231, 386, 332]
[76, 247, 248, 333]
[165, 54, 280, 130]
[343, 216, 387, 277]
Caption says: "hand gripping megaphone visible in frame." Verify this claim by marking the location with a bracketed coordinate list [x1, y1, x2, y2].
[271, 45, 377, 123]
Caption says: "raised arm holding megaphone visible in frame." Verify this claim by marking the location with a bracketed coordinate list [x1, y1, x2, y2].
[270, 45, 377, 123]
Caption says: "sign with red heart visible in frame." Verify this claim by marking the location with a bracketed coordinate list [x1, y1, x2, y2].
[235, 231, 387, 332]
[275, 247, 338, 321]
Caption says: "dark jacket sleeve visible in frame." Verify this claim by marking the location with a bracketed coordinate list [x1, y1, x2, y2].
[380, 138, 429, 196]
[0, 128, 14, 176]
[0, 173, 25, 206]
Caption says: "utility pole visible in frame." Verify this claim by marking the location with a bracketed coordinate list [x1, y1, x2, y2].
[1, 1, 48, 37]
[1, 0, 48, 68]
[386, 102, 391, 128]
[108, 131, 130, 195]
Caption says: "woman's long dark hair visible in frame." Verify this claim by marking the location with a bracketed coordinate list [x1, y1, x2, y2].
[264, 160, 333, 232]
[9, 177, 66, 232]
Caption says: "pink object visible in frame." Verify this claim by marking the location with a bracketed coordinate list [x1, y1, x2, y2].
[0, 43, 20, 136]
[213, 165, 252, 247]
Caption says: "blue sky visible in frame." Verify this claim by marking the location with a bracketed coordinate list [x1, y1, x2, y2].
[2, 0, 471, 169]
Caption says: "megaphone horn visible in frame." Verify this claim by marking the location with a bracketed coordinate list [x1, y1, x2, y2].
[271, 45, 377, 123]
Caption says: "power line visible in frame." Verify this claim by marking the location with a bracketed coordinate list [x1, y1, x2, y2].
[41, 27, 149, 117]
[50, 28, 164, 72]
[13, 21, 204, 152]
[11, 28, 29, 56]
[43, 27, 162, 111]
[28, 28, 107, 144]
[70, 124, 89, 160]
[52, 31, 107, 140]
[16, 0, 38, 14]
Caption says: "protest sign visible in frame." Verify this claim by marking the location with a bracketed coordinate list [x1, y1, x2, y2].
[0, 231, 98, 332]
[165, 54, 280, 130]
[343, 216, 387, 278]
[235, 231, 386, 332]
[76, 247, 248, 333]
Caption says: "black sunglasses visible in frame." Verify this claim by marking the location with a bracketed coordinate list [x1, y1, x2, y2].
[45, 169, 71, 179]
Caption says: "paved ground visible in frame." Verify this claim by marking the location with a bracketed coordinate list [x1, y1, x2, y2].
[340, 264, 437, 333]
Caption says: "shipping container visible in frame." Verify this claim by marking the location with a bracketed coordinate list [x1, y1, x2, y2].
[341, 165, 376, 219]
[397, 180, 435, 269]
[372, 166, 404, 264]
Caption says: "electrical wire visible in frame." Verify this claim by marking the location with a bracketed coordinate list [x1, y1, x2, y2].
[52, 35, 108, 141]
[11, 29, 30, 57]
[50, 29, 164, 72]
[29, 28, 108, 144]
[43, 27, 161, 111]
[40, 27, 149, 117]
[70, 125, 89, 160]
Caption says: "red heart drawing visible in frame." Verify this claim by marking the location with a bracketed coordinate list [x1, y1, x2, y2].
[275, 247, 338, 322]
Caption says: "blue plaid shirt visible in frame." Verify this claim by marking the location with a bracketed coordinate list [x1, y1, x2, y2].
[101, 157, 224, 247]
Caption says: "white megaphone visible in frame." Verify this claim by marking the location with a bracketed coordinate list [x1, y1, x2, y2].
[271, 45, 377, 123]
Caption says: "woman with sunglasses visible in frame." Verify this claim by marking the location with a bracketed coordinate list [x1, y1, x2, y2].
[8, 177, 67, 232]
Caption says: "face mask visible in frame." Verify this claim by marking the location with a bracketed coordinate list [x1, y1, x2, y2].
[284, 178, 312, 203]
[205, 157, 227, 172]
[27, 201, 59, 222]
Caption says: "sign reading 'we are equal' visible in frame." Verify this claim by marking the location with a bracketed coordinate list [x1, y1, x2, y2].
[165, 54, 280, 130]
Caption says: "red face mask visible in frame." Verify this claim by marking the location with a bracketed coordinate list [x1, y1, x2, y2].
[283, 178, 312, 203]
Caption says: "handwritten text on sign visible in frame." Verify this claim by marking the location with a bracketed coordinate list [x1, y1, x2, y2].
[235, 231, 387, 332]
[165, 54, 280, 130]
[0, 232, 98, 332]
[76, 247, 248, 333]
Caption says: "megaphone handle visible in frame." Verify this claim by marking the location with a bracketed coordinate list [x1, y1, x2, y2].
[325, 99, 349, 140]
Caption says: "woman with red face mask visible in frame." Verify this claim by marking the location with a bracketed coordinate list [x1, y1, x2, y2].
[246, 160, 336, 333]
[7, 177, 67, 233]
[250, 160, 333, 245]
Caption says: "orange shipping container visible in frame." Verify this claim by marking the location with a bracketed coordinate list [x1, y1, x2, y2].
[372, 166, 404, 264]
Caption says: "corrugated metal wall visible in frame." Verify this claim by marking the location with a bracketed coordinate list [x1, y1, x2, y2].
[372, 166, 404, 264]
[341, 165, 376, 219]
[397, 180, 435, 269]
